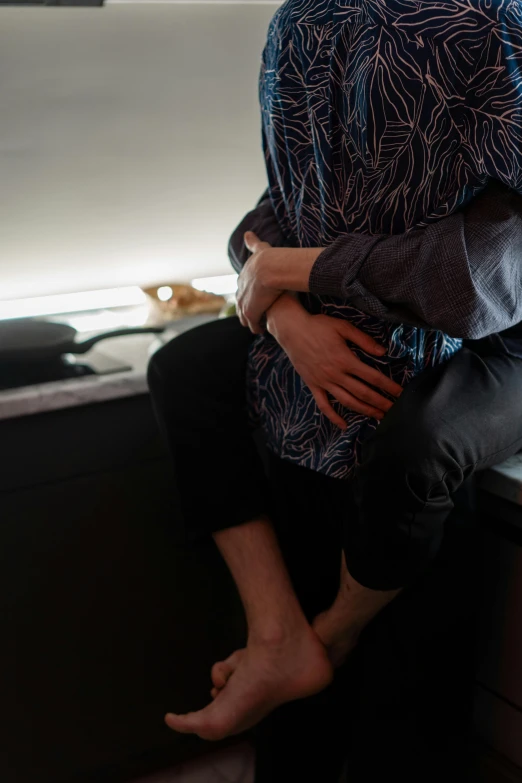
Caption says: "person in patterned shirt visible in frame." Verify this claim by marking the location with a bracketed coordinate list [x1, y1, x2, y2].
[150, 1, 522, 779]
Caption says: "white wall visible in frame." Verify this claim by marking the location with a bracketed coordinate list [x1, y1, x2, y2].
[0, 2, 281, 300]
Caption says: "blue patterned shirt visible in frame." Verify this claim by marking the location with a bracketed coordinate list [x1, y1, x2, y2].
[247, 0, 522, 480]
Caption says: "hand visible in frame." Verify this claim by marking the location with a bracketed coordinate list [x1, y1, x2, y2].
[236, 231, 284, 334]
[266, 295, 403, 429]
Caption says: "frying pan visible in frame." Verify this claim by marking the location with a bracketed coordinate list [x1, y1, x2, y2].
[0, 319, 166, 362]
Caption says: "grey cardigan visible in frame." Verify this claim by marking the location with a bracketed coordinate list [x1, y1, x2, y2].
[228, 179, 522, 353]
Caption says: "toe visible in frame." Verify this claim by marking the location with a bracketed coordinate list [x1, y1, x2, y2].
[211, 649, 244, 688]
[164, 712, 195, 734]
[165, 710, 215, 737]
[165, 703, 233, 741]
[211, 661, 229, 689]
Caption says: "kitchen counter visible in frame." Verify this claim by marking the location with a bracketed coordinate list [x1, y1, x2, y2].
[0, 314, 214, 424]
[1, 312, 521, 504]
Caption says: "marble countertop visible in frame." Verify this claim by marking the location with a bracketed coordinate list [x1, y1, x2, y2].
[1, 313, 521, 505]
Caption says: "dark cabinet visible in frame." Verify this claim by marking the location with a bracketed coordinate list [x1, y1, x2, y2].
[0, 396, 245, 783]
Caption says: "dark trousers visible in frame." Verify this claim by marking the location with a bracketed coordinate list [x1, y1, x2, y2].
[147, 316, 522, 588]
[147, 316, 522, 780]
[253, 452, 478, 782]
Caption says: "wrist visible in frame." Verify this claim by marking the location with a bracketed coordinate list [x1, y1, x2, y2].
[266, 292, 309, 343]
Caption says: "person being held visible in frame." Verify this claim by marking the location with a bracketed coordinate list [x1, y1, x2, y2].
[148, 1, 522, 778]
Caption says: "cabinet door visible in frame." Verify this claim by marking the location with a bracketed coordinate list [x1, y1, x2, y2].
[474, 491, 522, 772]
[0, 460, 245, 783]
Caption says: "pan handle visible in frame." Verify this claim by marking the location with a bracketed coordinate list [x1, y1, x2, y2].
[72, 327, 166, 354]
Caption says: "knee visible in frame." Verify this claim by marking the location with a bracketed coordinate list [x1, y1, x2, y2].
[147, 331, 196, 394]
[360, 402, 455, 482]
[147, 341, 173, 393]
[354, 411, 459, 526]
[148, 315, 249, 392]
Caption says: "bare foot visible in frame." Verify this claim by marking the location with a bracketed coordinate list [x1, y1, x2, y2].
[312, 551, 402, 668]
[312, 608, 361, 668]
[209, 648, 245, 699]
[164, 625, 333, 741]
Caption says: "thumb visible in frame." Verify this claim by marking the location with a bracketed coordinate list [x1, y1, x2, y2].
[336, 320, 387, 356]
[244, 231, 271, 253]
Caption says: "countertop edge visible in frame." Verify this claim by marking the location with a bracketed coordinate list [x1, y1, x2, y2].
[0, 369, 150, 422]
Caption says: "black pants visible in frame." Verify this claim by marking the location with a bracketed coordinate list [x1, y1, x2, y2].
[147, 316, 522, 589]
[147, 316, 522, 780]
[252, 452, 479, 782]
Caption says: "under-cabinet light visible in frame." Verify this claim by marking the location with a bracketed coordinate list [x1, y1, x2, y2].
[0, 286, 146, 321]
[191, 274, 238, 296]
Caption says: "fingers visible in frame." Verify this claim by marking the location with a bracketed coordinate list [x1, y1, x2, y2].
[312, 387, 348, 430]
[314, 383, 385, 423]
[237, 303, 248, 329]
[238, 308, 263, 334]
[327, 384, 385, 421]
[337, 321, 387, 356]
[337, 375, 394, 414]
[238, 309, 264, 334]
[333, 321, 403, 396]
[249, 321, 265, 336]
[352, 363, 403, 398]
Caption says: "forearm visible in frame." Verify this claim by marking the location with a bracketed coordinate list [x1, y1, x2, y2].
[258, 240, 443, 332]
[261, 248, 324, 292]
[306, 181, 522, 339]
[231, 183, 522, 341]
[259, 181, 522, 340]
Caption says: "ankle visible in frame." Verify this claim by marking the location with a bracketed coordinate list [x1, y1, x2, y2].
[247, 612, 311, 647]
[324, 589, 367, 633]
[329, 576, 401, 634]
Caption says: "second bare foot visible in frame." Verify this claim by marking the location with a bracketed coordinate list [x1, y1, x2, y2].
[165, 624, 333, 741]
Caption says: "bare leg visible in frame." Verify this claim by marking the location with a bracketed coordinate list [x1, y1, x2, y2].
[164, 518, 333, 740]
[313, 550, 402, 667]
